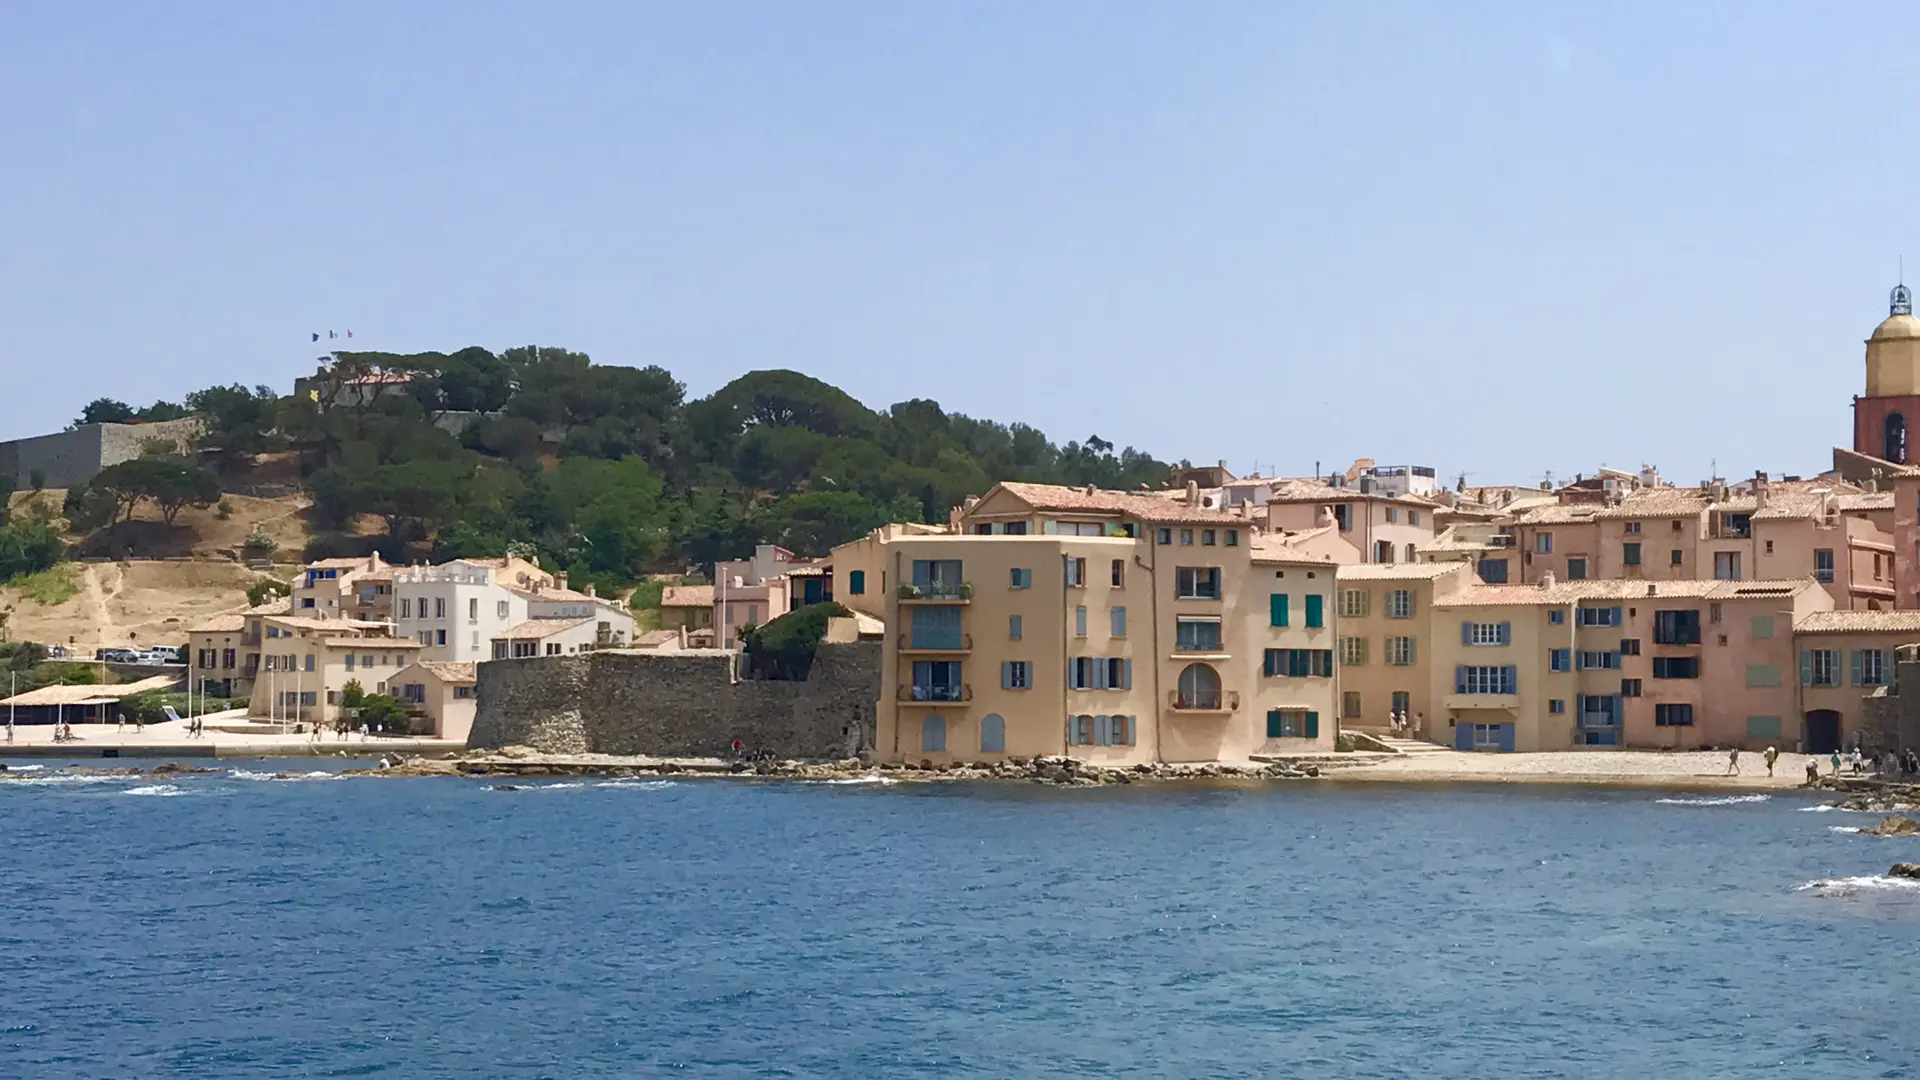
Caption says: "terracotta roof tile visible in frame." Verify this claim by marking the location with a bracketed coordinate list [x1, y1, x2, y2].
[414, 661, 477, 683]
[659, 585, 715, 608]
[1336, 563, 1470, 581]
[1794, 611, 1920, 634]
[187, 614, 247, 634]
[493, 616, 595, 640]
[993, 482, 1242, 524]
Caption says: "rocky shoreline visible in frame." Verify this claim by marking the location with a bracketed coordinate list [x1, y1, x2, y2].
[366, 748, 1338, 785]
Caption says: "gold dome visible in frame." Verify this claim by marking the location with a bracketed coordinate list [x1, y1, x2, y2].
[1871, 313, 1920, 342]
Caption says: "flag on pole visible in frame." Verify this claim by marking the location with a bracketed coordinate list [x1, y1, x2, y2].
[329, 330, 337, 339]
[346, 330, 353, 338]
[311, 332, 320, 342]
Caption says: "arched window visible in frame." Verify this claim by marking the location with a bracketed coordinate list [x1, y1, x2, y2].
[1177, 663, 1222, 709]
[920, 713, 946, 752]
[1888, 412, 1909, 464]
[979, 713, 1005, 753]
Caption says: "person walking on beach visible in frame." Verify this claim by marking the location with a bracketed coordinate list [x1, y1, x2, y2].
[1853, 747, 1865, 775]
[1763, 746, 1779, 777]
[1830, 749, 1843, 775]
[358, 722, 368, 742]
[1725, 747, 1741, 776]
[115, 712, 125, 733]
[1413, 711, 1424, 738]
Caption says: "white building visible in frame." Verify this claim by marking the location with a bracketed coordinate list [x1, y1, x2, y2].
[390, 561, 534, 663]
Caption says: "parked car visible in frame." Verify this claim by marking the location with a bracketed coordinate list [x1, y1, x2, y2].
[96, 648, 141, 663]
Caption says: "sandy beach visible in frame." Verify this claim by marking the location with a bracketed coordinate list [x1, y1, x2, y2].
[0, 717, 462, 759]
[1326, 748, 1837, 791]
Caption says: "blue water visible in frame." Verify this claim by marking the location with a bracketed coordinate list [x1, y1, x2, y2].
[0, 764, 1915, 1078]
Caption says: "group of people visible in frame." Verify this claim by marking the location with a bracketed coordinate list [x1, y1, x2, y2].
[1387, 710, 1423, 737]
[49, 720, 78, 743]
[1731, 744, 1920, 780]
[113, 712, 143, 734]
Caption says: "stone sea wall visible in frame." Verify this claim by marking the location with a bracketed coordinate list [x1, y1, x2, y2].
[467, 644, 880, 759]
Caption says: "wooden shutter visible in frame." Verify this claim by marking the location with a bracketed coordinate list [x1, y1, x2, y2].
[1271, 593, 1288, 627]
[1304, 711, 1319, 739]
[1799, 650, 1812, 686]
[1496, 621, 1511, 645]
[1454, 665, 1467, 693]
[1850, 649, 1863, 686]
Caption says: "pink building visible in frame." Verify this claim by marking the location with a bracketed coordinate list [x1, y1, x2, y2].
[712, 544, 834, 648]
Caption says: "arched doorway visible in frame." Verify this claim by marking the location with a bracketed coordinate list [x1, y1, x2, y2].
[1804, 709, 1842, 755]
[1177, 663, 1221, 709]
[1887, 412, 1908, 464]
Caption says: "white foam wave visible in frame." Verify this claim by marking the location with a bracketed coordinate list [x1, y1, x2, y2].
[1655, 794, 1772, 807]
[540, 782, 587, 790]
[818, 775, 900, 786]
[1795, 875, 1920, 897]
[593, 779, 677, 790]
[1799, 804, 1847, 813]
[1830, 825, 1863, 834]
[0, 773, 138, 788]
[123, 784, 185, 797]
[228, 769, 339, 782]
[2, 764, 45, 772]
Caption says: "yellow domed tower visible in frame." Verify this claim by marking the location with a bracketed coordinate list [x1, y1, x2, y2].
[1855, 283, 1920, 463]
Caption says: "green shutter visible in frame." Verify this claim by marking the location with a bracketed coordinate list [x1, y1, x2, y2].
[1305, 594, 1323, 628]
[1799, 650, 1813, 686]
[1271, 593, 1289, 627]
[1851, 649, 1863, 686]
[1304, 711, 1319, 739]
[1266, 709, 1283, 738]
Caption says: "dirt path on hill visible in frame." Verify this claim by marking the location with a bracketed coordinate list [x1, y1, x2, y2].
[81, 563, 122, 648]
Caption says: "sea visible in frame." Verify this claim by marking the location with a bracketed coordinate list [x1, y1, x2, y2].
[0, 762, 1915, 1079]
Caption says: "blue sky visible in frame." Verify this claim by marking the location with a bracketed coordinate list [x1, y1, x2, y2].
[0, 2, 1911, 486]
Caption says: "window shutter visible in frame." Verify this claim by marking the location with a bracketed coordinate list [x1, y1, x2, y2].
[1122, 659, 1133, 689]
[1461, 620, 1472, 645]
[1075, 606, 1087, 636]
[1612, 693, 1623, 720]
[1799, 650, 1812, 686]
[1095, 715, 1111, 746]
[1609, 606, 1623, 626]
[1077, 715, 1092, 744]
[1496, 621, 1511, 645]
[1001, 661, 1012, 689]
[1850, 649, 1863, 686]
[1305, 594, 1323, 628]
[1093, 660, 1108, 690]
[1500, 665, 1516, 694]
[1304, 711, 1319, 739]
[1454, 665, 1467, 694]
[1497, 724, 1515, 752]
[1576, 692, 1587, 716]
[1455, 722, 1473, 750]
[1271, 593, 1288, 627]
[1266, 710, 1282, 738]
[1126, 715, 1138, 745]
[1111, 606, 1126, 636]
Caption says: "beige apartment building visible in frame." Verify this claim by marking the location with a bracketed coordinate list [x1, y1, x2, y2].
[1331, 562, 1473, 736]
[1793, 610, 1920, 752]
[831, 482, 1340, 766]
[1267, 479, 1437, 564]
[245, 614, 422, 726]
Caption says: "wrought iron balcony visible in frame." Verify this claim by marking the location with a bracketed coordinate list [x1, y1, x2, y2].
[899, 683, 972, 704]
[898, 634, 972, 654]
[1167, 690, 1239, 713]
[898, 582, 973, 602]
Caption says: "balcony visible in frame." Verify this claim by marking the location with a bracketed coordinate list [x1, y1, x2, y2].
[1443, 692, 1519, 711]
[899, 683, 972, 705]
[898, 634, 972, 654]
[1167, 690, 1239, 714]
[898, 582, 972, 603]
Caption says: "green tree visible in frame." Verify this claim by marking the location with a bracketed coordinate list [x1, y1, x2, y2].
[0, 519, 64, 581]
[141, 400, 192, 422]
[187, 384, 282, 473]
[88, 456, 222, 525]
[0, 472, 14, 526]
[73, 398, 135, 427]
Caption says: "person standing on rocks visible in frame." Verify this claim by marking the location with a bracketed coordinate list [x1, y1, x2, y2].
[1725, 747, 1741, 776]
[1763, 746, 1779, 777]
[1830, 749, 1842, 775]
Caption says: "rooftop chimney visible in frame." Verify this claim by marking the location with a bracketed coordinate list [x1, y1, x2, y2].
[1186, 480, 1200, 506]
[1539, 571, 1556, 589]
[1645, 583, 1657, 597]
[555, 572, 568, 592]
[585, 583, 596, 598]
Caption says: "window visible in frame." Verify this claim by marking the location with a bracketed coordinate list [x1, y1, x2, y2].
[436, 629, 447, 646]
[1455, 665, 1516, 695]
[1815, 549, 1835, 583]
[1548, 699, 1566, 714]
[910, 660, 963, 700]
[973, 523, 993, 535]
[1339, 637, 1368, 665]
[1385, 636, 1415, 665]
[454, 685, 475, 700]
[1464, 622, 1509, 646]
[1157, 528, 1172, 545]
[1265, 709, 1319, 739]
[1385, 507, 1399, 524]
[399, 599, 411, 619]
[1405, 543, 1417, 563]
[1621, 678, 1642, 697]
[468, 598, 478, 621]
[1176, 567, 1222, 599]
[1709, 603, 1722, 624]
[1655, 704, 1695, 727]
[1671, 549, 1684, 566]
[1004, 522, 1028, 536]
[493, 642, 509, 660]
[1264, 649, 1334, 677]
[301, 597, 316, 609]
[1339, 589, 1370, 618]
[921, 715, 946, 752]
[1860, 648, 1889, 687]
[1064, 557, 1087, 588]
[1342, 691, 1362, 718]
[980, 714, 1005, 753]
[1010, 568, 1031, 589]
[1331, 504, 1352, 531]
[1477, 558, 1508, 583]
[1409, 511, 1421, 527]
[1620, 638, 1640, 656]
[1177, 617, 1222, 651]
[1536, 533, 1553, 554]
[1713, 552, 1741, 581]
[1652, 656, 1700, 679]
[361, 655, 373, 669]
[1622, 543, 1641, 566]
[1111, 559, 1126, 587]
[1179, 529, 1194, 546]
[222, 649, 235, 669]
[1176, 664, 1222, 709]
[1625, 522, 1641, 535]
[1110, 606, 1127, 637]
[1471, 723, 1505, 750]
[344, 653, 356, 671]
[1577, 650, 1619, 670]
[1270, 594, 1289, 627]
[1008, 615, 1022, 641]
[1201, 529, 1216, 546]
[1549, 609, 1565, 625]
[497, 600, 510, 619]
[849, 570, 866, 595]
[1549, 648, 1571, 672]
[1652, 609, 1700, 645]
[1304, 594, 1324, 628]
[1577, 606, 1622, 628]
[1105, 657, 1131, 689]
[1225, 529, 1239, 547]
[1001, 661, 1032, 690]
[1075, 606, 1088, 637]
[546, 643, 562, 656]
[1566, 557, 1588, 580]
[910, 606, 963, 649]
[1802, 648, 1839, 687]
[1386, 589, 1414, 618]
[303, 654, 315, 672]
[1764, 539, 1775, 555]
[434, 598, 445, 619]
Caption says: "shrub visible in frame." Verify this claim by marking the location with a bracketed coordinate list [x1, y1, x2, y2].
[242, 529, 277, 560]
[246, 579, 289, 608]
[216, 499, 233, 520]
[742, 602, 849, 680]
[8, 566, 77, 606]
[0, 519, 64, 582]
[28, 469, 44, 492]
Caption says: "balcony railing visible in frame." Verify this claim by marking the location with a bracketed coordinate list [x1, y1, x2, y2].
[1167, 690, 1239, 712]
[898, 582, 973, 601]
[898, 634, 972, 653]
[899, 683, 972, 703]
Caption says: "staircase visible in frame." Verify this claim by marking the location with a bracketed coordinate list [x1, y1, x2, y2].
[1374, 735, 1453, 755]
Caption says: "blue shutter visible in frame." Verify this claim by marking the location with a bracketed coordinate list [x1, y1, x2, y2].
[1065, 716, 1075, 742]
[1608, 606, 1623, 627]
[1122, 659, 1132, 689]
[1799, 650, 1812, 686]
[1095, 715, 1112, 746]
[1454, 665, 1467, 693]
[1851, 649, 1863, 686]
[1576, 692, 1587, 717]
[1461, 620, 1473, 645]
[1094, 659, 1109, 690]
[1001, 661, 1012, 689]
[1271, 594, 1288, 627]
[1500, 665, 1517, 694]
[1075, 606, 1087, 636]
[1496, 621, 1511, 645]
[1112, 606, 1125, 636]
[1304, 711, 1319, 739]
[1125, 715, 1137, 745]
[1612, 693, 1623, 724]
[1455, 721, 1473, 750]
[1497, 723, 1516, 752]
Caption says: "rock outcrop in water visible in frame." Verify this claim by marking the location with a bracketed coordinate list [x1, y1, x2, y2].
[1890, 863, 1920, 879]
[1858, 816, 1920, 836]
[364, 750, 1329, 784]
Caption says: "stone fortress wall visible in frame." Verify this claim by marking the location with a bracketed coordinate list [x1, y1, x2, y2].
[0, 418, 205, 490]
[467, 643, 881, 759]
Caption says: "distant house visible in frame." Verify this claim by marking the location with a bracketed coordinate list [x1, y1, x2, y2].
[658, 585, 715, 632]
[386, 660, 478, 742]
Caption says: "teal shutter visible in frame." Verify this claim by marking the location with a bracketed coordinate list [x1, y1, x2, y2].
[1304, 711, 1319, 739]
[849, 570, 865, 594]
[1305, 594, 1323, 628]
[1454, 665, 1467, 693]
[1500, 665, 1517, 694]
[1075, 606, 1087, 636]
[1461, 620, 1473, 644]
[1576, 693, 1587, 716]
[1496, 621, 1511, 645]
[1851, 649, 1863, 686]
[1095, 715, 1112, 746]
[1266, 710, 1282, 738]
[1271, 594, 1288, 627]
[1001, 661, 1012, 689]
[1799, 650, 1813, 686]
[1111, 606, 1126, 636]
[1122, 659, 1132, 689]
[1609, 606, 1623, 626]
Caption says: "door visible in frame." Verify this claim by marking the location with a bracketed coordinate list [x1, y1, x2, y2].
[1803, 709, 1842, 755]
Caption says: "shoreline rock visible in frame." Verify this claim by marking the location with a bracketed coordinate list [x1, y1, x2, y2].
[360, 752, 1331, 785]
[1859, 815, 1920, 837]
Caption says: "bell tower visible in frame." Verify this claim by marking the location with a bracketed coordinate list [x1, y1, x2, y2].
[1854, 281, 1920, 463]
